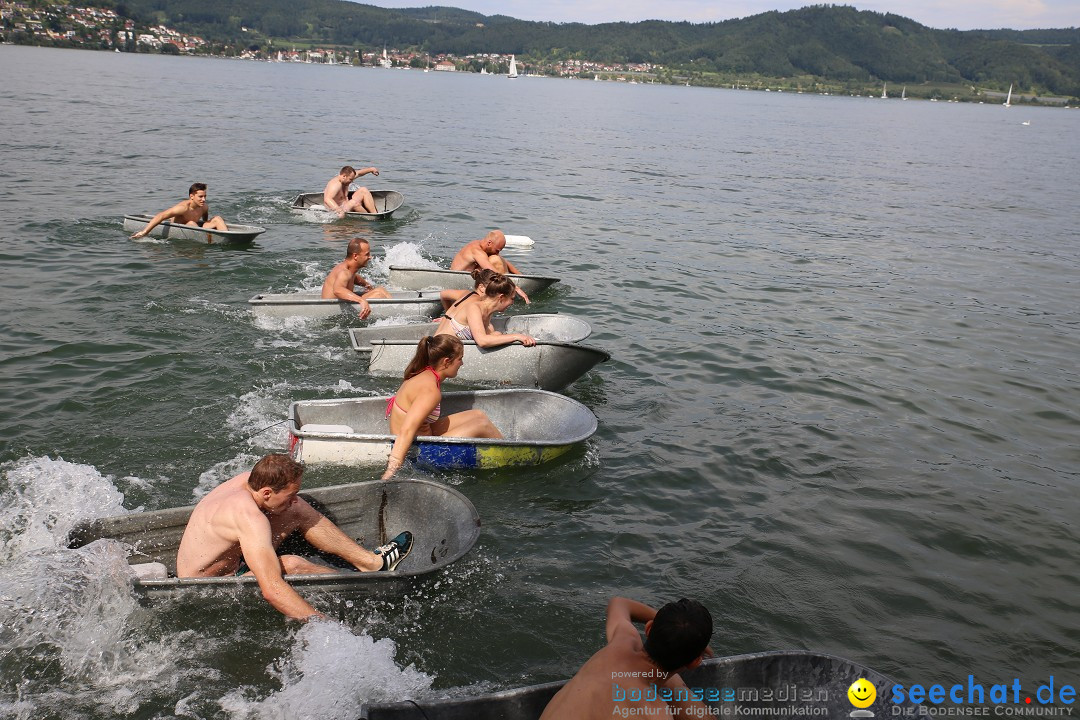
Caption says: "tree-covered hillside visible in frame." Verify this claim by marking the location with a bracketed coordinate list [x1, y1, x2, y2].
[96, 0, 1080, 96]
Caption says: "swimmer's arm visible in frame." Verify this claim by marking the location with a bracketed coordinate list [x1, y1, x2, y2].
[382, 387, 439, 479]
[238, 511, 323, 620]
[606, 597, 658, 643]
[353, 272, 374, 290]
[131, 201, 185, 238]
[502, 258, 522, 275]
[328, 271, 371, 317]
[355, 166, 379, 177]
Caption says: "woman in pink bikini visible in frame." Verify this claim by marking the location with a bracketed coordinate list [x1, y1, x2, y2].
[381, 334, 502, 479]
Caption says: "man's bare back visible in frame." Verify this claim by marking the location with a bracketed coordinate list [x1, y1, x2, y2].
[540, 597, 713, 720]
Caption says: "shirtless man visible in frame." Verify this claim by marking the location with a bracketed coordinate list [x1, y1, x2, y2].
[130, 183, 228, 240]
[176, 454, 413, 620]
[322, 165, 379, 217]
[540, 597, 714, 719]
[450, 230, 530, 303]
[320, 237, 392, 319]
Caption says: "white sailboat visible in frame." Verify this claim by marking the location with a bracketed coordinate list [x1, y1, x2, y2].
[508, 55, 518, 79]
[901, 86, 907, 100]
[881, 82, 888, 99]
[380, 47, 391, 69]
[1004, 83, 1013, 108]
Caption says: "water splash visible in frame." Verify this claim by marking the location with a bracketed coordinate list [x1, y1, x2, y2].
[372, 240, 440, 278]
[0, 456, 131, 558]
[0, 457, 210, 717]
[219, 620, 433, 719]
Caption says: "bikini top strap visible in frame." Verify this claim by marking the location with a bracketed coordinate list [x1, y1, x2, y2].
[426, 366, 443, 387]
[446, 290, 476, 311]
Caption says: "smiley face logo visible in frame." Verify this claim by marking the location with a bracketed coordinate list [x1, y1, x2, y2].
[848, 678, 877, 708]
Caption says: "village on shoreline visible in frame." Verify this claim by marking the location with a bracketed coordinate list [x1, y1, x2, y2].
[4, 0, 1075, 106]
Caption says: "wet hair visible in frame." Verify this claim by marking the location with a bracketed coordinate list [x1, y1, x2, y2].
[643, 599, 713, 672]
[480, 272, 515, 299]
[340, 165, 356, 176]
[346, 237, 370, 257]
[247, 454, 304, 492]
[188, 182, 207, 195]
[404, 335, 463, 380]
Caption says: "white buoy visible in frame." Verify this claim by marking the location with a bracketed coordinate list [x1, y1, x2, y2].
[504, 234, 535, 248]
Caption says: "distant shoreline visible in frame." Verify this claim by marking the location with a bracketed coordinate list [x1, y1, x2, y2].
[4, 42, 1076, 109]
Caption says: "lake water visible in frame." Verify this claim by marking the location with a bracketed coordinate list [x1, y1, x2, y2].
[1, 45, 1078, 718]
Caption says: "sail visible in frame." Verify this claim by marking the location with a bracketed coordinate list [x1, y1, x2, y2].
[508, 55, 518, 78]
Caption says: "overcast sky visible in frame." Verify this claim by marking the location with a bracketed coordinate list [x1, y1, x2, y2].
[362, 0, 1078, 30]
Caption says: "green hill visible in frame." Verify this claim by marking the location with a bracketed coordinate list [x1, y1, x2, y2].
[97, 0, 1080, 97]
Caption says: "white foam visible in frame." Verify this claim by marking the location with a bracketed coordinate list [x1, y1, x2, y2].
[219, 620, 433, 719]
[372, 240, 441, 277]
[0, 457, 216, 716]
[193, 452, 262, 500]
[0, 456, 131, 558]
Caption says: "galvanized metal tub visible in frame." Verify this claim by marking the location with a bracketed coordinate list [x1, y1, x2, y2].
[249, 290, 443, 319]
[388, 266, 559, 294]
[66, 479, 480, 600]
[290, 190, 404, 220]
[359, 650, 910, 719]
[358, 340, 610, 391]
[288, 389, 597, 468]
[123, 215, 266, 243]
[349, 314, 593, 351]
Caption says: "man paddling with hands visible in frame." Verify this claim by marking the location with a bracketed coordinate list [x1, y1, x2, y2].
[450, 230, 530, 303]
[130, 183, 228, 240]
[176, 454, 413, 620]
[322, 165, 379, 217]
[321, 237, 392, 319]
[540, 596, 714, 719]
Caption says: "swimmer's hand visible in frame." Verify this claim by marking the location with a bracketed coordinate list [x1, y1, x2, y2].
[518, 334, 537, 347]
[382, 456, 403, 480]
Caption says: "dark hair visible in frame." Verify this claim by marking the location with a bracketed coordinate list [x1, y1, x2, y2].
[404, 335, 463, 380]
[340, 165, 356, 176]
[481, 272, 516, 299]
[643, 599, 713, 672]
[188, 182, 207, 195]
[346, 237, 369, 257]
[247, 454, 304, 492]
[470, 268, 501, 289]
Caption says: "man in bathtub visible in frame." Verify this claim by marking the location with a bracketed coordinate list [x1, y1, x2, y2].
[321, 237, 392, 319]
[176, 453, 412, 620]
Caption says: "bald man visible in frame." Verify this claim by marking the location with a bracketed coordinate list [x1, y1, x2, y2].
[450, 230, 530, 303]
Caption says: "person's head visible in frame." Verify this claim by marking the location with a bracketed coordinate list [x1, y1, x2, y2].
[339, 165, 357, 181]
[478, 272, 517, 310]
[247, 454, 304, 514]
[480, 230, 506, 256]
[470, 268, 501, 291]
[643, 599, 713, 672]
[188, 183, 207, 204]
[404, 334, 464, 380]
[346, 237, 371, 266]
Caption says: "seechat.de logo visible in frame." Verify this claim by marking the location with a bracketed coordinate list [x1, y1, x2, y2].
[849, 678, 877, 718]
